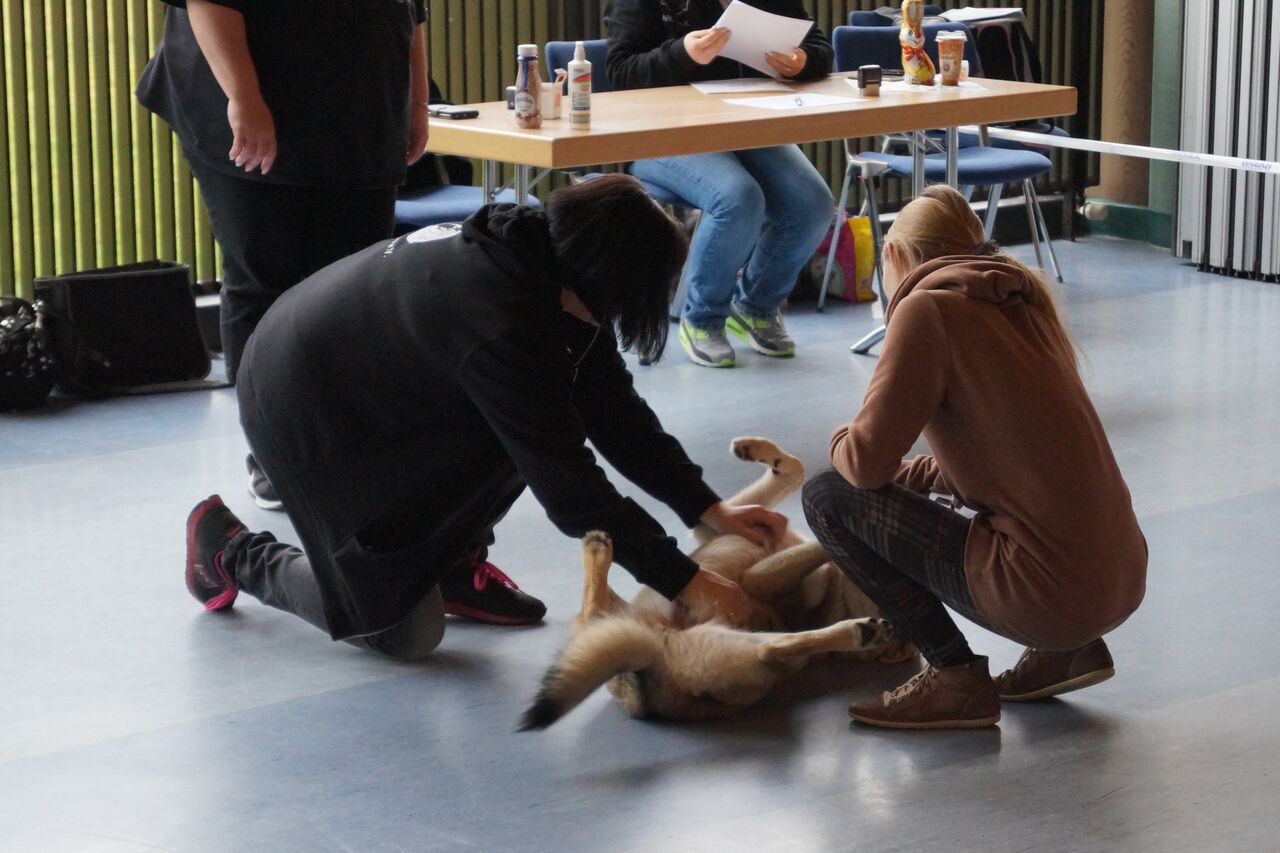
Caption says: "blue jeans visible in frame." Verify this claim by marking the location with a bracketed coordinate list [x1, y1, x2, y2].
[630, 145, 832, 329]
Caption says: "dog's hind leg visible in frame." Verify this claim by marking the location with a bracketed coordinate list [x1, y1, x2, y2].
[573, 531, 628, 632]
[736, 541, 833, 601]
[756, 617, 893, 664]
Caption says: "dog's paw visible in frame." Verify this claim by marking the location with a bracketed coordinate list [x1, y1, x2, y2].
[852, 617, 893, 650]
[730, 437, 804, 479]
[583, 530, 611, 548]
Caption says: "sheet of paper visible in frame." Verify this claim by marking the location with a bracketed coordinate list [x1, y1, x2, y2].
[940, 7, 1026, 23]
[691, 78, 794, 95]
[713, 0, 815, 78]
[723, 93, 857, 111]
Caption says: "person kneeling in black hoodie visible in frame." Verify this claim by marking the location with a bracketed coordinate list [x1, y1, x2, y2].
[183, 175, 787, 660]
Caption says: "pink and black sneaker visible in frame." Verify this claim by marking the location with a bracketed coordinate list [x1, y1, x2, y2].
[440, 557, 546, 625]
[185, 495, 246, 611]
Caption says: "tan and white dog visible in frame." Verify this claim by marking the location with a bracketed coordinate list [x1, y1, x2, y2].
[521, 438, 915, 728]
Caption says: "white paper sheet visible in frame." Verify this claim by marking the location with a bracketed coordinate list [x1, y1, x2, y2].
[940, 7, 1026, 24]
[723, 93, 857, 111]
[713, 1, 815, 78]
[691, 78, 794, 95]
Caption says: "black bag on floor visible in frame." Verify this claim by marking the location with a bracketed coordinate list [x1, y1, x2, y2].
[33, 260, 212, 396]
[0, 296, 57, 410]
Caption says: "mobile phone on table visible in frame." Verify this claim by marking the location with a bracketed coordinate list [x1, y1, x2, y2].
[428, 105, 479, 120]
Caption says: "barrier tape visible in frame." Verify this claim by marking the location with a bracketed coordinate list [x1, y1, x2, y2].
[957, 125, 1280, 175]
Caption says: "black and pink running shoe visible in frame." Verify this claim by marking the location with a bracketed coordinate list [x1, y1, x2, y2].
[440, 558, 546, 625]
[185, 495, 246, 611]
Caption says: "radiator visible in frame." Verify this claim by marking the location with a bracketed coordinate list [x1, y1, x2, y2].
[1177, 0, 1280, 279]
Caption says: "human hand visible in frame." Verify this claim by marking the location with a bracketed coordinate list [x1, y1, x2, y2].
[678, 568, 766, 627]
[406, 102, 430, 165]
[765, 48, 807, 78]
[700, 502, 787, 550]
[226, 92, 276, 174]
[683, 28, 731, 65]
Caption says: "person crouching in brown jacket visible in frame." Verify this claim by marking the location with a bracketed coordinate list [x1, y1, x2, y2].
[803, 185, 1147, 730]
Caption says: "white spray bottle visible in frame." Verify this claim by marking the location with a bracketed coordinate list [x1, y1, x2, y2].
[567, 40, 591, 129]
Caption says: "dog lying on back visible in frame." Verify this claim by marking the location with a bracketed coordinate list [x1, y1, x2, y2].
[521, 438, 915, 728]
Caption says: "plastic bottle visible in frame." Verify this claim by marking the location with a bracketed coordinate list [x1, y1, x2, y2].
[567, 40, 592, 130]
[514, 44, 542, 128]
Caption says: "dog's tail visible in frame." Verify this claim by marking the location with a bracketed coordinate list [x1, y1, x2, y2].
[519, 617, 663, 731]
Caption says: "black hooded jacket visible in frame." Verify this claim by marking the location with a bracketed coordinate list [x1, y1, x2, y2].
[238, 205, 715, 638]
[604, 0, 832, 90]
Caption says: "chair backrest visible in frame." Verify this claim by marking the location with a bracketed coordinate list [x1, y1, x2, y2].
[848, 5, 944, 26]
[832, 23, 982, 76]
[544, 39, 612, 93]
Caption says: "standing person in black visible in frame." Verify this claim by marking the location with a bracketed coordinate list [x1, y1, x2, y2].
[136, 0, 430, 508]
[604, 0, 834, 368]
[184, 176, 788, 657]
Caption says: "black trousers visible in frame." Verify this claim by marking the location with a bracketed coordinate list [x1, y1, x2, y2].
[803, 468, 997, 668]
[187, 156, 396, 384]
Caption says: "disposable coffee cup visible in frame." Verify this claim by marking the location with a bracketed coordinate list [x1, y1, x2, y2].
[936, 30, 967, 86]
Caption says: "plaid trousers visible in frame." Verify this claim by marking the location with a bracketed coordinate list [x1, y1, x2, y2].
[802, 468, 992, 667]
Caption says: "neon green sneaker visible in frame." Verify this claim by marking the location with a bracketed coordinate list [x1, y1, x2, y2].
[726, 303, 796, 357]
[678, 317, 736, 368]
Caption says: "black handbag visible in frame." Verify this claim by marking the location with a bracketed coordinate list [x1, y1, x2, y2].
[0, 296, 57, 410]
[33, 260, 212, 396]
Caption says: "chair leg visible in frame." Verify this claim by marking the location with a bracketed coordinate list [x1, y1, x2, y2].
[1022, 179, 1047, 274]
[851, 177, 888, 356]
[667, 210, 702, 322]
[984, 183, 1004, 238]
[1029, 181, 1064, 282]
[962, 185, 975, 202]
[819, 161, 856, 313]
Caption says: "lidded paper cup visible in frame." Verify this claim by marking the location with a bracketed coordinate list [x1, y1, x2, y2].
[936, 30, 967, 86]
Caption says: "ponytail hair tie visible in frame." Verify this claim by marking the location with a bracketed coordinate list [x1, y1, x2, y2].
[970, 239, 1001, 257]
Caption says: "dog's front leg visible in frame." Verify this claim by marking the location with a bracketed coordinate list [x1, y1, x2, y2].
[737, 541, 833, 601]
[573, 531, 628, 632]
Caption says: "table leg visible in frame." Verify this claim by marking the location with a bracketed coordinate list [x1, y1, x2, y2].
[912, 130, 926, 197]
[515, 164, 531, 202]
[945, 126, 959, 188]
[482, 160, 498, 201]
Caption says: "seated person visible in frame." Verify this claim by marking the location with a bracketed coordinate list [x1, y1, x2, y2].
[604, 0, 835, 367]
[185, 175, 784, 660]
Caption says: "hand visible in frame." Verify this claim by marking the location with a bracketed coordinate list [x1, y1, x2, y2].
[765, 48, 807, 78]
[678, 569, 765, 627]
[700, 502, 787, 550]
[406, 101, 430, 165]
[683, 27, 731, 65]
[226, 92, 276, 174]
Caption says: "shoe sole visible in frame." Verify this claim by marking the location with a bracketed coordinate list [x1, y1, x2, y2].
[186, 496, 239, 612]
[443, 601, 544, 626]
[679, 326, 734, 368]
[247, 476, 285, 511]
[725, 316, 796, 358]
[848, 710, 1001, 730]
[999, 667, 1115, 702]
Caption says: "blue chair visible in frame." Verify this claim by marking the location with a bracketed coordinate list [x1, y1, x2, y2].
[821, 24, 1061, 328]
[545, 38, 704, 323]
[394, 186, 540, 235]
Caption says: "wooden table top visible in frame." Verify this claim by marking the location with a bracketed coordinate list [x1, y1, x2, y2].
[425, 75, 1077, 168]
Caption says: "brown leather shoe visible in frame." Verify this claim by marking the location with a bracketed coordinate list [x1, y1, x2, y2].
[996, 638, 1115, 702]
[849, 656, 1000, 730]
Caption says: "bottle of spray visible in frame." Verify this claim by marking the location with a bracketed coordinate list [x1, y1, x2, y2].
[514, 43, 543, 128]
[567, 40, 591, 130]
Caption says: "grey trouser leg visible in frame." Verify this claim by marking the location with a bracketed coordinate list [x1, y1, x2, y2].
[225, 530, 445, 662]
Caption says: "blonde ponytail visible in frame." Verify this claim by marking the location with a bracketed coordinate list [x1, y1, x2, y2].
[885, 185, 1077, 370]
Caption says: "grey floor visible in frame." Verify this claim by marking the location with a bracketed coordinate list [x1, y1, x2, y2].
[3, 236, 1278, 853]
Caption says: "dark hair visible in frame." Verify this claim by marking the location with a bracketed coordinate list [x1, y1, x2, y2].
[547, 174, 688, 364]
